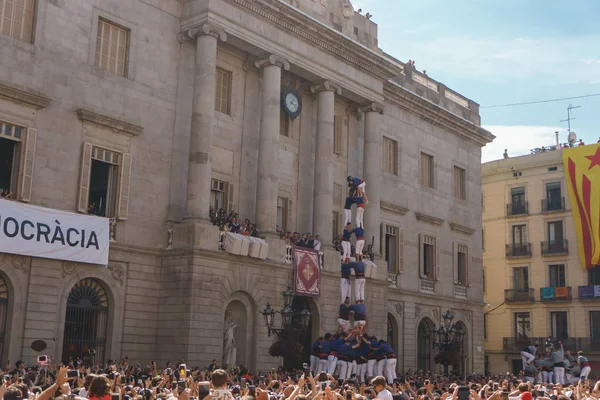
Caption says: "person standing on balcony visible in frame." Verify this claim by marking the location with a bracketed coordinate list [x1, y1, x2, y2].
[577, 351, 591, 380]
[521, 340, 539, 369]
[551, 341, 566, 385]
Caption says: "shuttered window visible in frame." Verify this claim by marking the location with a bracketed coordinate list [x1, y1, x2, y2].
[382, 137, 398, 175]
[78, 143, 131, 220]
[332, 211, 341, 237]
[0, 122, 36, 202]
[453, 166, 466, 199]
[420, 152, 434, 188]
[420, 234, 439, 280]
[382, 224, 404, 273]
[333, 115, 343, 155]
[0, 0, 36, 43]
[454, 243, 469, 286]
[95, 19, 129, 77]
[277, 196, 288, 232]
[215, 68, 232, 115]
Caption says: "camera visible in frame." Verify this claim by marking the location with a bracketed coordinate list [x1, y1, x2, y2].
[89, 349, 96, 355]
[37, 355, 48, 365]
[67, 370, 80, 378]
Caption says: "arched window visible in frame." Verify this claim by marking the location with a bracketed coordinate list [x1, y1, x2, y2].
[0, 275, 8, 363]
[62, 278, 108, 363]
[417, 318, 433, 372]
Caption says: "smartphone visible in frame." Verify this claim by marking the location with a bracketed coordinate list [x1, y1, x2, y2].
[38, 355, 48, 364]
[179, 365, 187, 380]
[493, 384, 499, 391]
[321, 383, 327, 391]
[67, 370, 80, 378]
[249, 385, 256, 396]
[338, 379, 344, 387]
[241, 378, 247, 389]
[501, 391, 509, 400]
[112, 394, 120, 400]
[302, 363, 308, 370]
[458, 386, 470, 400]
[178, 381, 186, 390]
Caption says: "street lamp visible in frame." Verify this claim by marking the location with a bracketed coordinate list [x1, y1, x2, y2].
[260, 286, 312, 337]
[432, 309, 465, 375]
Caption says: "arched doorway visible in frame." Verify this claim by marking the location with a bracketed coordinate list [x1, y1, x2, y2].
[387, 314, 397, 350]
[417, 318, 433, 372]
[62, 278, 109, 363]
[0, 275, 8, 363]
[285, 296, 319, 371]
[455, 321, 469, 376]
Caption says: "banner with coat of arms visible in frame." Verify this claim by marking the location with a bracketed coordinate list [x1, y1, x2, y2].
[293, 246, 321, 297]
[562, 143, 600, 269]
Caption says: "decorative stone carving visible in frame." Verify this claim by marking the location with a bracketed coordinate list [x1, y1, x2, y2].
[177, 23, 227, 44]
[108, 263, 125, 285]
[166, 228, 174, 250]
[432, 307, 440, 322]
[11, 255, 29, 272]
[415, 212, 444, 226]
[0, 81, 52, 109]
[466, 311, 472, 322]
[395, 303, 403, 315]
[310, 80, 342, 95]
[109, 218, 117, 242]
[341, 0, 354, 18]
[361, 102, 385, 114]
[254, 54, 290, 71]
[380, 201, 409, 215]
[449, 222, 475, 235]
[415, 305, 421, 318]
[62, 261, 78, 277]
[76, 109, 143, 136]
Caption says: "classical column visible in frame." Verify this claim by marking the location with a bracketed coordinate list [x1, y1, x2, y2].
[255, 55, 290, 235]
[180, 24, 227, 221]
[311, 81, 342, 247]
[362, 103, 384, 256]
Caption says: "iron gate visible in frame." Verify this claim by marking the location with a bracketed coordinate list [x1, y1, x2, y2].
[0, 276, 8, 364]
[417, 319, 432, 372]
[62, 278, 108, 364]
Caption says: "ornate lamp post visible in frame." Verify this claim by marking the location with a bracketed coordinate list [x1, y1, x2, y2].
[432, 309, 464, 375]
[260, 286, 311, 337]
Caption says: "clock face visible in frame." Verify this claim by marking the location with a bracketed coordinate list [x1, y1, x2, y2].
[285, 92, 300, 113]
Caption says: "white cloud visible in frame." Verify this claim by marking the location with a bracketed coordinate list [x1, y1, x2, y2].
[481, 125, 563, 163]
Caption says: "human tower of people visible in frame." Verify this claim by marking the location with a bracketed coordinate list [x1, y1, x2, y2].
[308, 176, 398, 386]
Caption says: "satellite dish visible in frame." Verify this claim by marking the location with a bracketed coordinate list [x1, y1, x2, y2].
[31, 340, 47, 352]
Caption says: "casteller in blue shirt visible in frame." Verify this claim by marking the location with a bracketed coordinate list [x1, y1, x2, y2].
[351, 303, 366, 321]
[349, 261, 365, 279]
[341, 262, 351, 279]
[353, 227, 364, 239]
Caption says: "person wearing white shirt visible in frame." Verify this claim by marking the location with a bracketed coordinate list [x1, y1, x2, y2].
[371, 376, 393, 400]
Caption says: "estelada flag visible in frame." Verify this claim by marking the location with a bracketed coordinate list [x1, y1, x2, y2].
[562, 143, 600, 269]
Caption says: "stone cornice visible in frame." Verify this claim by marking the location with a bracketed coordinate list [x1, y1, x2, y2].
[380, 201, 409, 215]
[383, 81, 494, 146]
[415, 212, 444, 226]
[76, 108, 143, 136]
[255, 54, 290, 71]
[225, 0, 402, 82]
[177, 23, 227, 44]
[0, 82, 52, 109]
[449, 222, 476, 235]
[310, 80, 342, 95]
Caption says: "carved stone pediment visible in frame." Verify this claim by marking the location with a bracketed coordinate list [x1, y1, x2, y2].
[415, 212, 444, 226]
[449, 222, 476, 235]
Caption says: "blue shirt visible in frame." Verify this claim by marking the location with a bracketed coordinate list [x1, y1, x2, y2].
[351, 303, 366, 320]
[349, 261, 365, 278]
[332, 337, 344, 352]
[320, 340, 333, 354]
[351, 177, 363, 187]
[379, 343, 394, 356]
[341, 263, 351, 278]
[338, 343, 353, 359]
[342, 229, 353, 241]
[353, 227, 364, 239]
[339, 304, 351, 320]
[312, 341, 321, 355]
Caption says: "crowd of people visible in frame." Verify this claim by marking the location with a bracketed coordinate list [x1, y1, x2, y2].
[277, 230, 323, 251]
[1, 357, 599, 400]
[209, 207, 261, 238]
[520, 341, 593, 385]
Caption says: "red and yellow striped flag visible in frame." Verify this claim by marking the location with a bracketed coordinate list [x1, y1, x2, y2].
[562, 143, 600, 269]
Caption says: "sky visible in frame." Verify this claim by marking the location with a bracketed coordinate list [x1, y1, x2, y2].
[351, 0, 600, 162]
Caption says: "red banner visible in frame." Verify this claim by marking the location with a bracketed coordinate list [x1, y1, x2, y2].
[293, 246, 321, 297]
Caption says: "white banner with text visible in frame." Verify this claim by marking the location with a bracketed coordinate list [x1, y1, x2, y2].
[0, 199, 109, 265]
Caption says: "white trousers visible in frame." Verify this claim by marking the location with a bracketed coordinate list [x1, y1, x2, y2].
[310, 355, 318, 375]
[520, 351, 535, 369]
[317, 359, 328, 374]
[342, 241, 351, 260]
[375, 359, 386, 377]
[384, 358, 397, 384]
[336, 360, 347, 379]
[553, 367, 565, 384]
[344, 209, 352, 225]
[541, 371, 553, 383]
[357, 363, 367, 383]
[356, 208, 364, 228]
[355, 278, 366, 301]
[367, 359, 377, 378]
[358, 182, 366, 194]
[340, 278, 351, 302]
[580, 366, 591, 380]
[338, 318, 350, 332]
[327, 355, 338, 376]
[346, 360, 357, 379]
[355, 239, 365, 257]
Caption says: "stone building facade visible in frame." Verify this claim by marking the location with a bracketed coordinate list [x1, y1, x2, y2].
[0, 0, 493, 373]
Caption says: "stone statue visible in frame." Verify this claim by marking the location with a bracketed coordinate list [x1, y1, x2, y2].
[223, 312, 238, 366]
[341, 0, 354, 18]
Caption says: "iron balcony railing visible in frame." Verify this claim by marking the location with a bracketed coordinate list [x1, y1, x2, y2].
[506, 243, 532, 258]
[503, 337, 600, 352]
[540, 286, 572, 302]
[578, 285, 600, 300]
[542, 197, 565, 212]
[507, 202, 528, 217]
[541, 240, 569, 255]
[504, 288, 535, 303]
